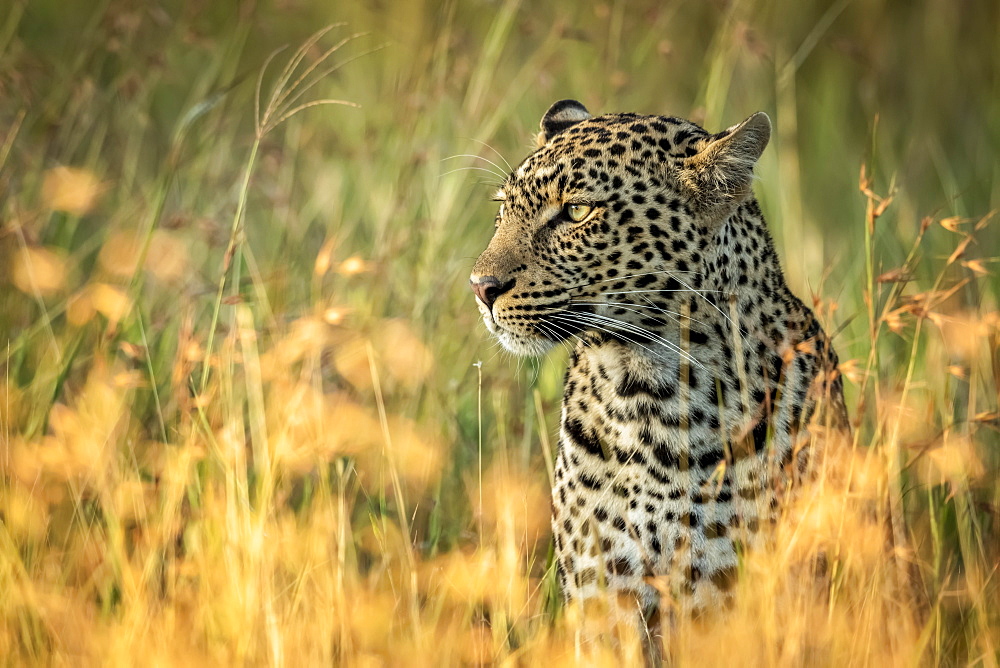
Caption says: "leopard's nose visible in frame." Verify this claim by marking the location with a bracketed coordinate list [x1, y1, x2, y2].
[470, 275, 514, 310]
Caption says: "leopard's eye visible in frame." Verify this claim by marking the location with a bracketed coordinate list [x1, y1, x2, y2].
[565, 203, 592, 222]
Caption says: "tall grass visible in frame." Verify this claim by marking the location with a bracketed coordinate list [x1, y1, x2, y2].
[1, 0, 997, 664]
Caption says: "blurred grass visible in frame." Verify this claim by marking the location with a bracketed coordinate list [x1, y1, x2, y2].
[0, 0, 998, 664]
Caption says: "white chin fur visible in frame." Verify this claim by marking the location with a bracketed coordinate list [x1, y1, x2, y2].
[483, 317, 555, 357]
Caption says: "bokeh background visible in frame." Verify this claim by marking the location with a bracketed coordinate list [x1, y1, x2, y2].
[1, 0, 998, 664]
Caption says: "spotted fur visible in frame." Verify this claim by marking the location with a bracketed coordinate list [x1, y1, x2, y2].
[470, 100, 848, 629]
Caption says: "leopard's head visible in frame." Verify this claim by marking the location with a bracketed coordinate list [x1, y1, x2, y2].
[470, 99, 771, 356]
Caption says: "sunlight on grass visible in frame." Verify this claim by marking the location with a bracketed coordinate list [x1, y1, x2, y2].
[1, 1, 998, 665]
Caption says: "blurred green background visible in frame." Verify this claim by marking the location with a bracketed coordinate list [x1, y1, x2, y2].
[3, 1, 995, 393]
[4, 0, 997, 477]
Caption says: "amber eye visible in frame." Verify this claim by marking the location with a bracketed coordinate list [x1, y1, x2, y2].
[565, 203, 592, 222]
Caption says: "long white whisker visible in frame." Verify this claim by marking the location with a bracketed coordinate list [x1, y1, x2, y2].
[634, 292, 756, 352]
[563, 269, 706, 291]
[531, 288, 750, 355]
[535, 321, 582, 357]
[585, 284, 746, 347]
[528, 356, 541, 384]
[601, 288, 729, 296]
[570, 299, 717, 331]
[569, 311, 706, 370]
[581, 310, 703, 368]
[440, 166, 506, 181]
[549, 313, 663, 361]
[570, 300, 683, 328]
[442, 154, 511, 180]
[464, 139, 513, 172]
[566, 295, 757, 361]
[665, 273, 747, 339]
[551, 312, 705, 370]
[545, 319, 592, 352]
[572, 299, 682, 319]
[485, 339, 507, 366]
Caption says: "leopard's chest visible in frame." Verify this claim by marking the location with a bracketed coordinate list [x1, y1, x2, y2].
[550, 337, 777, 609]
[557, 335, 764, 487]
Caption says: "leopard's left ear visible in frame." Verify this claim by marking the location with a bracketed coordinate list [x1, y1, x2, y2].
[536, 99, 591, 148]
[680, 112, 771, 208]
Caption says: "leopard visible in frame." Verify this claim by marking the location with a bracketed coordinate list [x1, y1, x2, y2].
[469, 99, 849, 641]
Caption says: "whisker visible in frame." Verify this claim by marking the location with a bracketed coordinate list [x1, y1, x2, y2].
[535, 321, 582, 358]
[570, 298, 717, 331]
[601, 288, 730, 296]
[554, 328, 596, 359]
[573, 311, 707, 370]
[464, 139, 514, 172]
[663, 273, 747, 338]
[572, 299, 681, 318]
[549, 313, 663, 360]
[550, 312, 705, 370]
[636, 291, 756, 352]
[534, 287, 752, 357]
[485, 339, 507, 366]
[553, 312, 689, 367]
[543, 318, 592, 352]
[571, 300, 688, 334]
[440, 166, 507, 181]
[567, 294, 756, 358]
[572, 277, 751, 350]
[563, 269, 706, 291]
[528, 356, 541, 384]
[536, 320, 583, 343]
[442, 153, 511, 180]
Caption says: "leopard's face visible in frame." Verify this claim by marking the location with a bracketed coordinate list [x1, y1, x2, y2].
[470, 100, 770, 356]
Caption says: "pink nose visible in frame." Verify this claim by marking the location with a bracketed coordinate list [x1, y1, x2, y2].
[470, 276, 512, 310]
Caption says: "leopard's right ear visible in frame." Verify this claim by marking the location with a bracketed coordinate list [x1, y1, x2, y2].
[536, 99, 591, 148]
[678, 111, 771, 209]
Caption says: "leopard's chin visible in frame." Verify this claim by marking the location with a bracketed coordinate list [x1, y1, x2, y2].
[483, 317, 556, 357]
